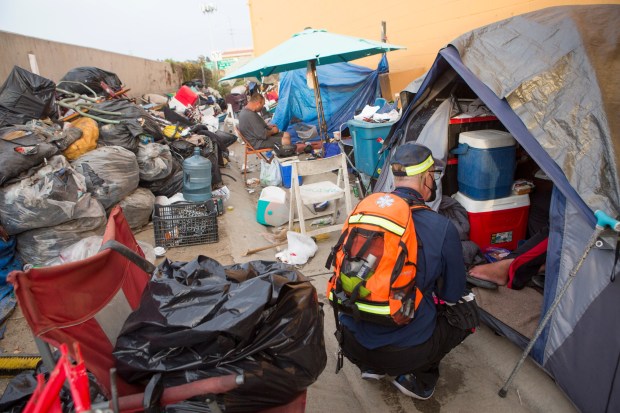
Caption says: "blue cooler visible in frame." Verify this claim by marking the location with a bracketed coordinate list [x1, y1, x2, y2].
[347, 119, 395, 177]
[453, 130, 516, 200]
[278, 157, 302, 188]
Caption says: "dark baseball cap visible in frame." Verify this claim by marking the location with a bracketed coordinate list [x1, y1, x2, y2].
[390, 142, 440, 176]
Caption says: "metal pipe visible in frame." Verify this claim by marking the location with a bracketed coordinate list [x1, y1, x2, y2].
[499, 210, 620, 397]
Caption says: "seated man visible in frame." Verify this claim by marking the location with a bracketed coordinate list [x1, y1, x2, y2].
[238, 93, 291, 149]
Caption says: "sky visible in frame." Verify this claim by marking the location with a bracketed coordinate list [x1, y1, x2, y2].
[0, 0, 254, 61]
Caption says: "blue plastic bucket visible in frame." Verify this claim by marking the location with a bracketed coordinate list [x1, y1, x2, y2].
[453, 130, 516, 200]
[347, 119, 395, 177]
[280, 162, 302, 188]
[324, 142, 342, 158]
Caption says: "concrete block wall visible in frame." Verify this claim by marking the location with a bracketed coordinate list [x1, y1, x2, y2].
[0, 31, 184, 98]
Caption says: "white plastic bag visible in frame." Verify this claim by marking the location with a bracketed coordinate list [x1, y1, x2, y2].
[45, 235, 156, 267]
[275, 231, 317, 265]
[260, 159, 282, 187]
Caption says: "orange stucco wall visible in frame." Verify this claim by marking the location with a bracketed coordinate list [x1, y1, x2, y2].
[248, 0, 618, 95]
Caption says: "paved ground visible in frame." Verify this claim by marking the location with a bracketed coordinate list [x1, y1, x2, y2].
[0, 141, 579, 412]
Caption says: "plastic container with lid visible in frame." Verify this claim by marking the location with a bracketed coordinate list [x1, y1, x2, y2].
[453, 191, 529, 251]
[183, 147, 212, 202]
[347, 119, 395, 177]
[256, 186, 289, 226]
[452, 129, 516, 200]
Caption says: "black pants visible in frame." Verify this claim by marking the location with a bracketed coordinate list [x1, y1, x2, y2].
[340, 313, 471, 390]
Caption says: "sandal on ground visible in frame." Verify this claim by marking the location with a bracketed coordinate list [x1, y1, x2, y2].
[466, 274, 498, 290]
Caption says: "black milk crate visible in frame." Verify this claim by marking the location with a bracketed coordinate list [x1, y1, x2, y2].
[153, 202, 219, 248]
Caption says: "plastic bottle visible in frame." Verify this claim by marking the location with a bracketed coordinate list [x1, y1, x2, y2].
[183, 147, 212, 202]
[356, 254, 377, 280]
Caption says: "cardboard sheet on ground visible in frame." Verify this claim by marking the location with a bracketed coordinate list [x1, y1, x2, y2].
[472, 286, 543, 340]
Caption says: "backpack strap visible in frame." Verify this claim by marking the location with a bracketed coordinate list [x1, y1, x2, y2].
[325, 227, 350, 269]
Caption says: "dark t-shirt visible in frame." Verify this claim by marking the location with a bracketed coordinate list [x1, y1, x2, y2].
[238, 108, 269, 147]
[340, 187, 467, 349]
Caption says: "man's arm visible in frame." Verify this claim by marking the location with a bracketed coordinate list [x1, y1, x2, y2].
[438, 222, 467, 302]
[265, 123, 279, 136]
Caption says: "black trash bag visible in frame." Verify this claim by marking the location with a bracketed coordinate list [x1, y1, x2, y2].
[57, 66, 122, 95]
[91, 99, 164, 141]
[168, 139, 222, 188]
[98, 122, 140, 153]
[0, 66, 58, 127]
[113, 257, 326, 412]
[0, 128, 60, 185]
[140, 157, 184, 198]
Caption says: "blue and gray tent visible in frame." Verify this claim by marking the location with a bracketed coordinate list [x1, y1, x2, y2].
[376, 5, 620, 412]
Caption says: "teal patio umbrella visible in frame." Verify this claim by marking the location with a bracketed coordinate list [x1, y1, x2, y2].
[220, 29, 405, 145]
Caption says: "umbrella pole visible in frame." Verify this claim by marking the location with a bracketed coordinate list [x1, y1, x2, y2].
[309, 60, 327, 156]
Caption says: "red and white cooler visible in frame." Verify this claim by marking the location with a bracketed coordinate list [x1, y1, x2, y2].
[453, 191, 530, 251]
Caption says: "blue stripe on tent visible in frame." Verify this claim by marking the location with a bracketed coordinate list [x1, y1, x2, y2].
[439, 46, 595, 227]
[532, 187, 566, 363]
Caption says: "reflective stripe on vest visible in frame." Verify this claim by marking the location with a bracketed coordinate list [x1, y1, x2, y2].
[348, 214, 405, 236]
[329, 292, 392, 316]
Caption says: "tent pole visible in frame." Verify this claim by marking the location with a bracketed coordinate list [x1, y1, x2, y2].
[309, 59, 327, 156]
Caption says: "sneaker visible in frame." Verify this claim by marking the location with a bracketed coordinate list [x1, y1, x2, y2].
[392, 374, 435, 400]
[361, 369, 386, 381]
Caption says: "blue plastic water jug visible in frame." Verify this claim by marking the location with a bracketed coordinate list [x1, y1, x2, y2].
[183, 147, 212, 202]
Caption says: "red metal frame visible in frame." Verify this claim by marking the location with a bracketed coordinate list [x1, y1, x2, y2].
[24, 343, 91, 413]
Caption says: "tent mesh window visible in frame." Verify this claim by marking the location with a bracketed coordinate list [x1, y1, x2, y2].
[153, 202, 219, 248]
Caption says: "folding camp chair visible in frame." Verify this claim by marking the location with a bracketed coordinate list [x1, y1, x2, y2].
[9, 206, 305, 412]
[288, 153, 353, 237]
[9, 206, 153, 397]
[234, 126, 273, 185]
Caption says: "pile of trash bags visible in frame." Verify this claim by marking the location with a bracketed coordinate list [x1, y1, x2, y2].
[113, 257, 326, 411]
[0, 65, 236, 269]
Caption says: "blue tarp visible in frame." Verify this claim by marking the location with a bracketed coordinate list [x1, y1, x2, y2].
[272, 55, 388, 141]
[0, 237, 21, 285]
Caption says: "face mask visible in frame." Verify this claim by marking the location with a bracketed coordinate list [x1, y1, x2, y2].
[424, 177, 437, 202]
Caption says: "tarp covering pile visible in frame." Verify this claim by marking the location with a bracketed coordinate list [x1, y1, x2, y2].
[113, 256, 326, 411]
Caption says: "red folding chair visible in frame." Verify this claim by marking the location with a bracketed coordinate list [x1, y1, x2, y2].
[9, 206, 305, 412]
[9, 206, 152, 397]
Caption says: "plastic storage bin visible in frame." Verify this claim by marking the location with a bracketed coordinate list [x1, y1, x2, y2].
[453, 191, 529, 251]
[347, 119, 395, 177]
[153, 202, 218, 248]
[279, 158, 303, 189]
[256, 186, 289, 226]
[454, 129, 516, 200]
